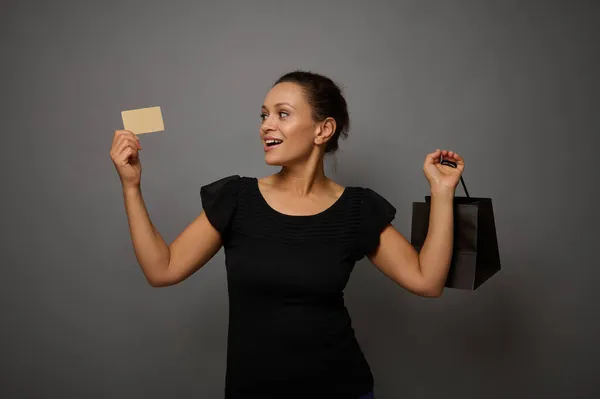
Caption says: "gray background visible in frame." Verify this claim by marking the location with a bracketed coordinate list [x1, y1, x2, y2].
[2, 0, 598, 398]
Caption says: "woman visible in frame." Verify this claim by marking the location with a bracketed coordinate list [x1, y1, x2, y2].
[110, 71, 464, 399]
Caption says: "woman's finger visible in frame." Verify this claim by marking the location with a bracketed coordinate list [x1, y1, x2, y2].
[115, 135, 140, 153]
[452, 152, 464, 165]
[116, 140, 138, 161]
[112, 130, 140, 150]
[425, 149, 441, 164]
[120, 147, 134, 164]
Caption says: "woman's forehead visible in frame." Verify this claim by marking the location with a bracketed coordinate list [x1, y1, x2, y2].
[263, 82, 306, 107]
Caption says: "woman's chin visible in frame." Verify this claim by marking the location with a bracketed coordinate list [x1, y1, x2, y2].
[264, 157, 284, 166]
[264, 151, 307, 167]
[264, 151, 282, 165]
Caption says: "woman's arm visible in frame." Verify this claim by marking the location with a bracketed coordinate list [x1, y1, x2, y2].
[367, 149, 463, 297]
[367, 190, 454, 297]
[123, 186, 222, 287]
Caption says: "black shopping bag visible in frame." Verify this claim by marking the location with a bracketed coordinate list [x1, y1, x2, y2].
[410, 157, 501, 290]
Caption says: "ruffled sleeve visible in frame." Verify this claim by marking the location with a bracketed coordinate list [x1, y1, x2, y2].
[361, 188, 397, 256]
[200, 175, 241, 237]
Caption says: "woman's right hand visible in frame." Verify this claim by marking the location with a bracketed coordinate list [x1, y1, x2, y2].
[110, 130, 143, 189]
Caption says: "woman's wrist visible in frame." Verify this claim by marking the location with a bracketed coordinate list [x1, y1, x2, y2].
[429, 184, 455, 199]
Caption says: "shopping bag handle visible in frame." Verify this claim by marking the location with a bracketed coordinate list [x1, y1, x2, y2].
[440, 154, 470, 198]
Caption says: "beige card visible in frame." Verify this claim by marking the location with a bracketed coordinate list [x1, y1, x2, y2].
[121, 106, 164, 135]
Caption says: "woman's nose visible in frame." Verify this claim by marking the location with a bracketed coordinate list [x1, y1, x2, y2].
[261, 116, 276, 131]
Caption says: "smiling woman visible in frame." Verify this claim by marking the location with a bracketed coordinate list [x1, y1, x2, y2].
[110, 70, 464, 399]
[259, 71, 350, 167]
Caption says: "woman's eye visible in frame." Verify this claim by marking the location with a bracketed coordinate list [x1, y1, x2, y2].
[260, 111, 288, 122]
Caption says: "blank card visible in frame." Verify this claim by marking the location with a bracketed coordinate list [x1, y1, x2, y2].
[121, 106, 164, 135]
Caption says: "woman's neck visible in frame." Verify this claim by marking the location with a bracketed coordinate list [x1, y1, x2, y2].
[273, 160, 329, 197]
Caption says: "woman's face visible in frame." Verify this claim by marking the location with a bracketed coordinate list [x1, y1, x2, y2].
[260, 82, 320, 166]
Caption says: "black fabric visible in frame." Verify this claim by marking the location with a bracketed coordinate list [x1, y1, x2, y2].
[361, 188, 397, 256]
[200, 176, 396, 399]
[199, 174, 240, 239]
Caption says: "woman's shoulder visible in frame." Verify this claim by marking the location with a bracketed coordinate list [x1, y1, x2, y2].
[200, 174, 257, 201]
[342, 184, 396, 220]
[199, 175, 257, 235]
[201, 174, 256, 189]
[342, 183, 382, 200]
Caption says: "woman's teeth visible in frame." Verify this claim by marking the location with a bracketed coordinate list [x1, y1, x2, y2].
[265, 139, 283, 146]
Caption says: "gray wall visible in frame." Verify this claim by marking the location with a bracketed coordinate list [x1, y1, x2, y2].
[2, 1, 598, 398]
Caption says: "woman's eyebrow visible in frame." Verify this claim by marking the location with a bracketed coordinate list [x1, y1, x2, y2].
[262, 102, 295, 110]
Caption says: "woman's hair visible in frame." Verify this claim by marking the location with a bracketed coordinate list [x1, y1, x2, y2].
[274, 71, 349, 154]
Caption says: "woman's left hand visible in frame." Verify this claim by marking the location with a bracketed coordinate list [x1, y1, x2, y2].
[423, 149, 465, 195]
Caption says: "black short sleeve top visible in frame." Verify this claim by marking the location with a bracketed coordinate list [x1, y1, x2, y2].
[200, 175, 395, 399]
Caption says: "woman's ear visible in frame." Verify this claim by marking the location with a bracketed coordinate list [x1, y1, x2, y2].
[315, 117, 336, 145]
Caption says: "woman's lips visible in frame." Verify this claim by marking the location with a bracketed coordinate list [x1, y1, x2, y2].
[264, 142, 282, 152]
